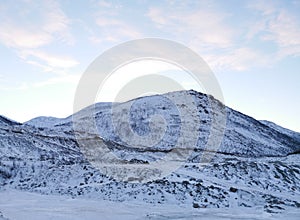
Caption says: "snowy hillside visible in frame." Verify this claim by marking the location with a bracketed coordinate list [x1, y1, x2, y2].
[260, 120, 300, 144]
[25, 90, 300, 157]
[0, 90, 300, 218]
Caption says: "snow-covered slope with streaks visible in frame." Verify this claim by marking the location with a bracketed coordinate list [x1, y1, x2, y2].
[25, 90, 300, 157]
[260, 120, 300, 145]
[0, 90, 299, 216]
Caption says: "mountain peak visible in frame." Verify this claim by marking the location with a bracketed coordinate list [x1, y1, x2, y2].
[0, 90, 299, 214]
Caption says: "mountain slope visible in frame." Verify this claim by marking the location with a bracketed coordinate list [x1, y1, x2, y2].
[1, 90, 300, 214]
[25, 90, 300, 157]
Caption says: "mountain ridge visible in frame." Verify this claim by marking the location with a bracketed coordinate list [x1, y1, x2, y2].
[0, 90, 299, 214]
[23, 90, 300, 158]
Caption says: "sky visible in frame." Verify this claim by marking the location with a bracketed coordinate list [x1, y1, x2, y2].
[0, 0, 299, 132]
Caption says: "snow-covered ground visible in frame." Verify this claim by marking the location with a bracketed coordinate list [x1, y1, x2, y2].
[0, 189, 299, 220]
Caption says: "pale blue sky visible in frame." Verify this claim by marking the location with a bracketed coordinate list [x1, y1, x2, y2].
[0, 0, 299, 132]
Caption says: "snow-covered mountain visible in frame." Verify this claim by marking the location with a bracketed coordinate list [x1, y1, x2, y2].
[0, 90, 299, 216]
[25, 90, 300, 158]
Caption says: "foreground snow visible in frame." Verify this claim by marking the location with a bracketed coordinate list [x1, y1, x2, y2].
[0, 189, 299, 220]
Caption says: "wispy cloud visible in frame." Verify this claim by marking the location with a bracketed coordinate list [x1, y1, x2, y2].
[20, 50, 79, 72]
[95, 17, 141, 42]
[0, 1, 72, 49]
[147, 7, 169, 27]
[87, 1, 142, 44]
[0, 0, 76, 73]
[146, 3, 250, 71]
[147, 5, 234, 49]
[247, 1, 300, 58]
[267, 11, 300, 58]
[146, 1, 300, 71]
[205, 48, 270, 71]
